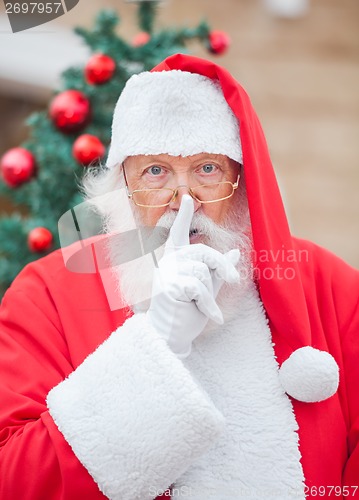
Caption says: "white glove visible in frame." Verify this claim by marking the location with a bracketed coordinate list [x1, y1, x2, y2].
[146, 195, 240, 358]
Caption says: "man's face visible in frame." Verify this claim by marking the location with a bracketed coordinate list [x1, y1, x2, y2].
[123, 153, 240, 234]
[108, 152, 251, 310]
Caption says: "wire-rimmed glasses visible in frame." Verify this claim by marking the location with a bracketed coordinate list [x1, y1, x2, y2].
[122, 163, 240, 208]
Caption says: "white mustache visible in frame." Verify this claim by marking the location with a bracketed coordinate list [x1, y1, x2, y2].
[155, 210, 228, 239]
[109, 204, 253, 312]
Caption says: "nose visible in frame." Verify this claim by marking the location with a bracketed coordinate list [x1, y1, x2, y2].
[168, 185, 201, 212]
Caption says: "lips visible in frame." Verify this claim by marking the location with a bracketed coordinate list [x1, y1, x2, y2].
[189, 229, 203, 243]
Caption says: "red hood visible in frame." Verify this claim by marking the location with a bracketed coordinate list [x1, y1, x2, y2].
[152, 53, 311, 355]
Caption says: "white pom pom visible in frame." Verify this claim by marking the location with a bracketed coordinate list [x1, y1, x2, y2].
[278, 346, 339, 403]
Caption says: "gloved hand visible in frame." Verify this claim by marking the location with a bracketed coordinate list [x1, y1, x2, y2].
[146, 195, 240, 358]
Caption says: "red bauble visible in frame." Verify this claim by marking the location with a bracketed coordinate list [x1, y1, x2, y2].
[73, 134, 106, 166]
[49, 90, 91, 134]
[0, 147, 36, 187]
[208, 30, 230, 55]
[28, 227, 53, 253]
[85, 54, 116, 85]
[132, 32, 151, 47]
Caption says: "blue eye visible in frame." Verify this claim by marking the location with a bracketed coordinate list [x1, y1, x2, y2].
[148, 165, 163, 176]
[202, 164, 216, 174]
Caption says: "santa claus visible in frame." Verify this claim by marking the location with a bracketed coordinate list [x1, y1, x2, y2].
[0, 54, 358, 500]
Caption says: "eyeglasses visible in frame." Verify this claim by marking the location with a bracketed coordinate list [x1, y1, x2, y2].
[122, 163, 240, 208]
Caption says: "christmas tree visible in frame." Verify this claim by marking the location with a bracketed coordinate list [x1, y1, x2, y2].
[0, 1, 230, 297]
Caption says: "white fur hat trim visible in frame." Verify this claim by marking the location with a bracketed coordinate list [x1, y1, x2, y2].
[106, 70, 242, 168]
[278, 346, 339, 403]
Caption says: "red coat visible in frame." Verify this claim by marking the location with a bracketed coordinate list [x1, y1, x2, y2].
[0, 241, 358, 498]
[0, 54, 358, 498]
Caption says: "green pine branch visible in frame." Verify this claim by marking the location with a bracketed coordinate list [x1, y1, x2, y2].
[138, 1, 158, 34]
[0, 5, 214, 298]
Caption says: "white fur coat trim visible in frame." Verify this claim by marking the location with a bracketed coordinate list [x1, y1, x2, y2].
[106, 70, 242, 169]
[174, 282, 306, 499]
[47, 314, 225, 500]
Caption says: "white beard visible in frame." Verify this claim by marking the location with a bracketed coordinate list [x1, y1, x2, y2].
[106, 199, 254, 316]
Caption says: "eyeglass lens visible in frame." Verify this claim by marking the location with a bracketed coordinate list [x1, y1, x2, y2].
[132, 181, 234, 207]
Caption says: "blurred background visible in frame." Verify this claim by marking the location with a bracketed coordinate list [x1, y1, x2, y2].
[0, 0, 358, 272]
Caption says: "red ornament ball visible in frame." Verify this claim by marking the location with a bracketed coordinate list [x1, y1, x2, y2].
[0, 147, 36, 187]
[208, 30, 230, 55]
[49, 90, 91, 134]
[132, 31, 151, 47]
[73, 134, 106, 166]
[28, 227, 53, 253]
[85, 54, 116, 85]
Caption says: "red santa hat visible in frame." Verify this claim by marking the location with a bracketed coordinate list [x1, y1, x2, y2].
[106, 54, 339, 404]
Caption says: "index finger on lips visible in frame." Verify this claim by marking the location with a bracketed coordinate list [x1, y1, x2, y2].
[166, 195, 194, 250]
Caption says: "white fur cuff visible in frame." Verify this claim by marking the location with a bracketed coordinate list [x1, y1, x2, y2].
[47, 314, 225, 500]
